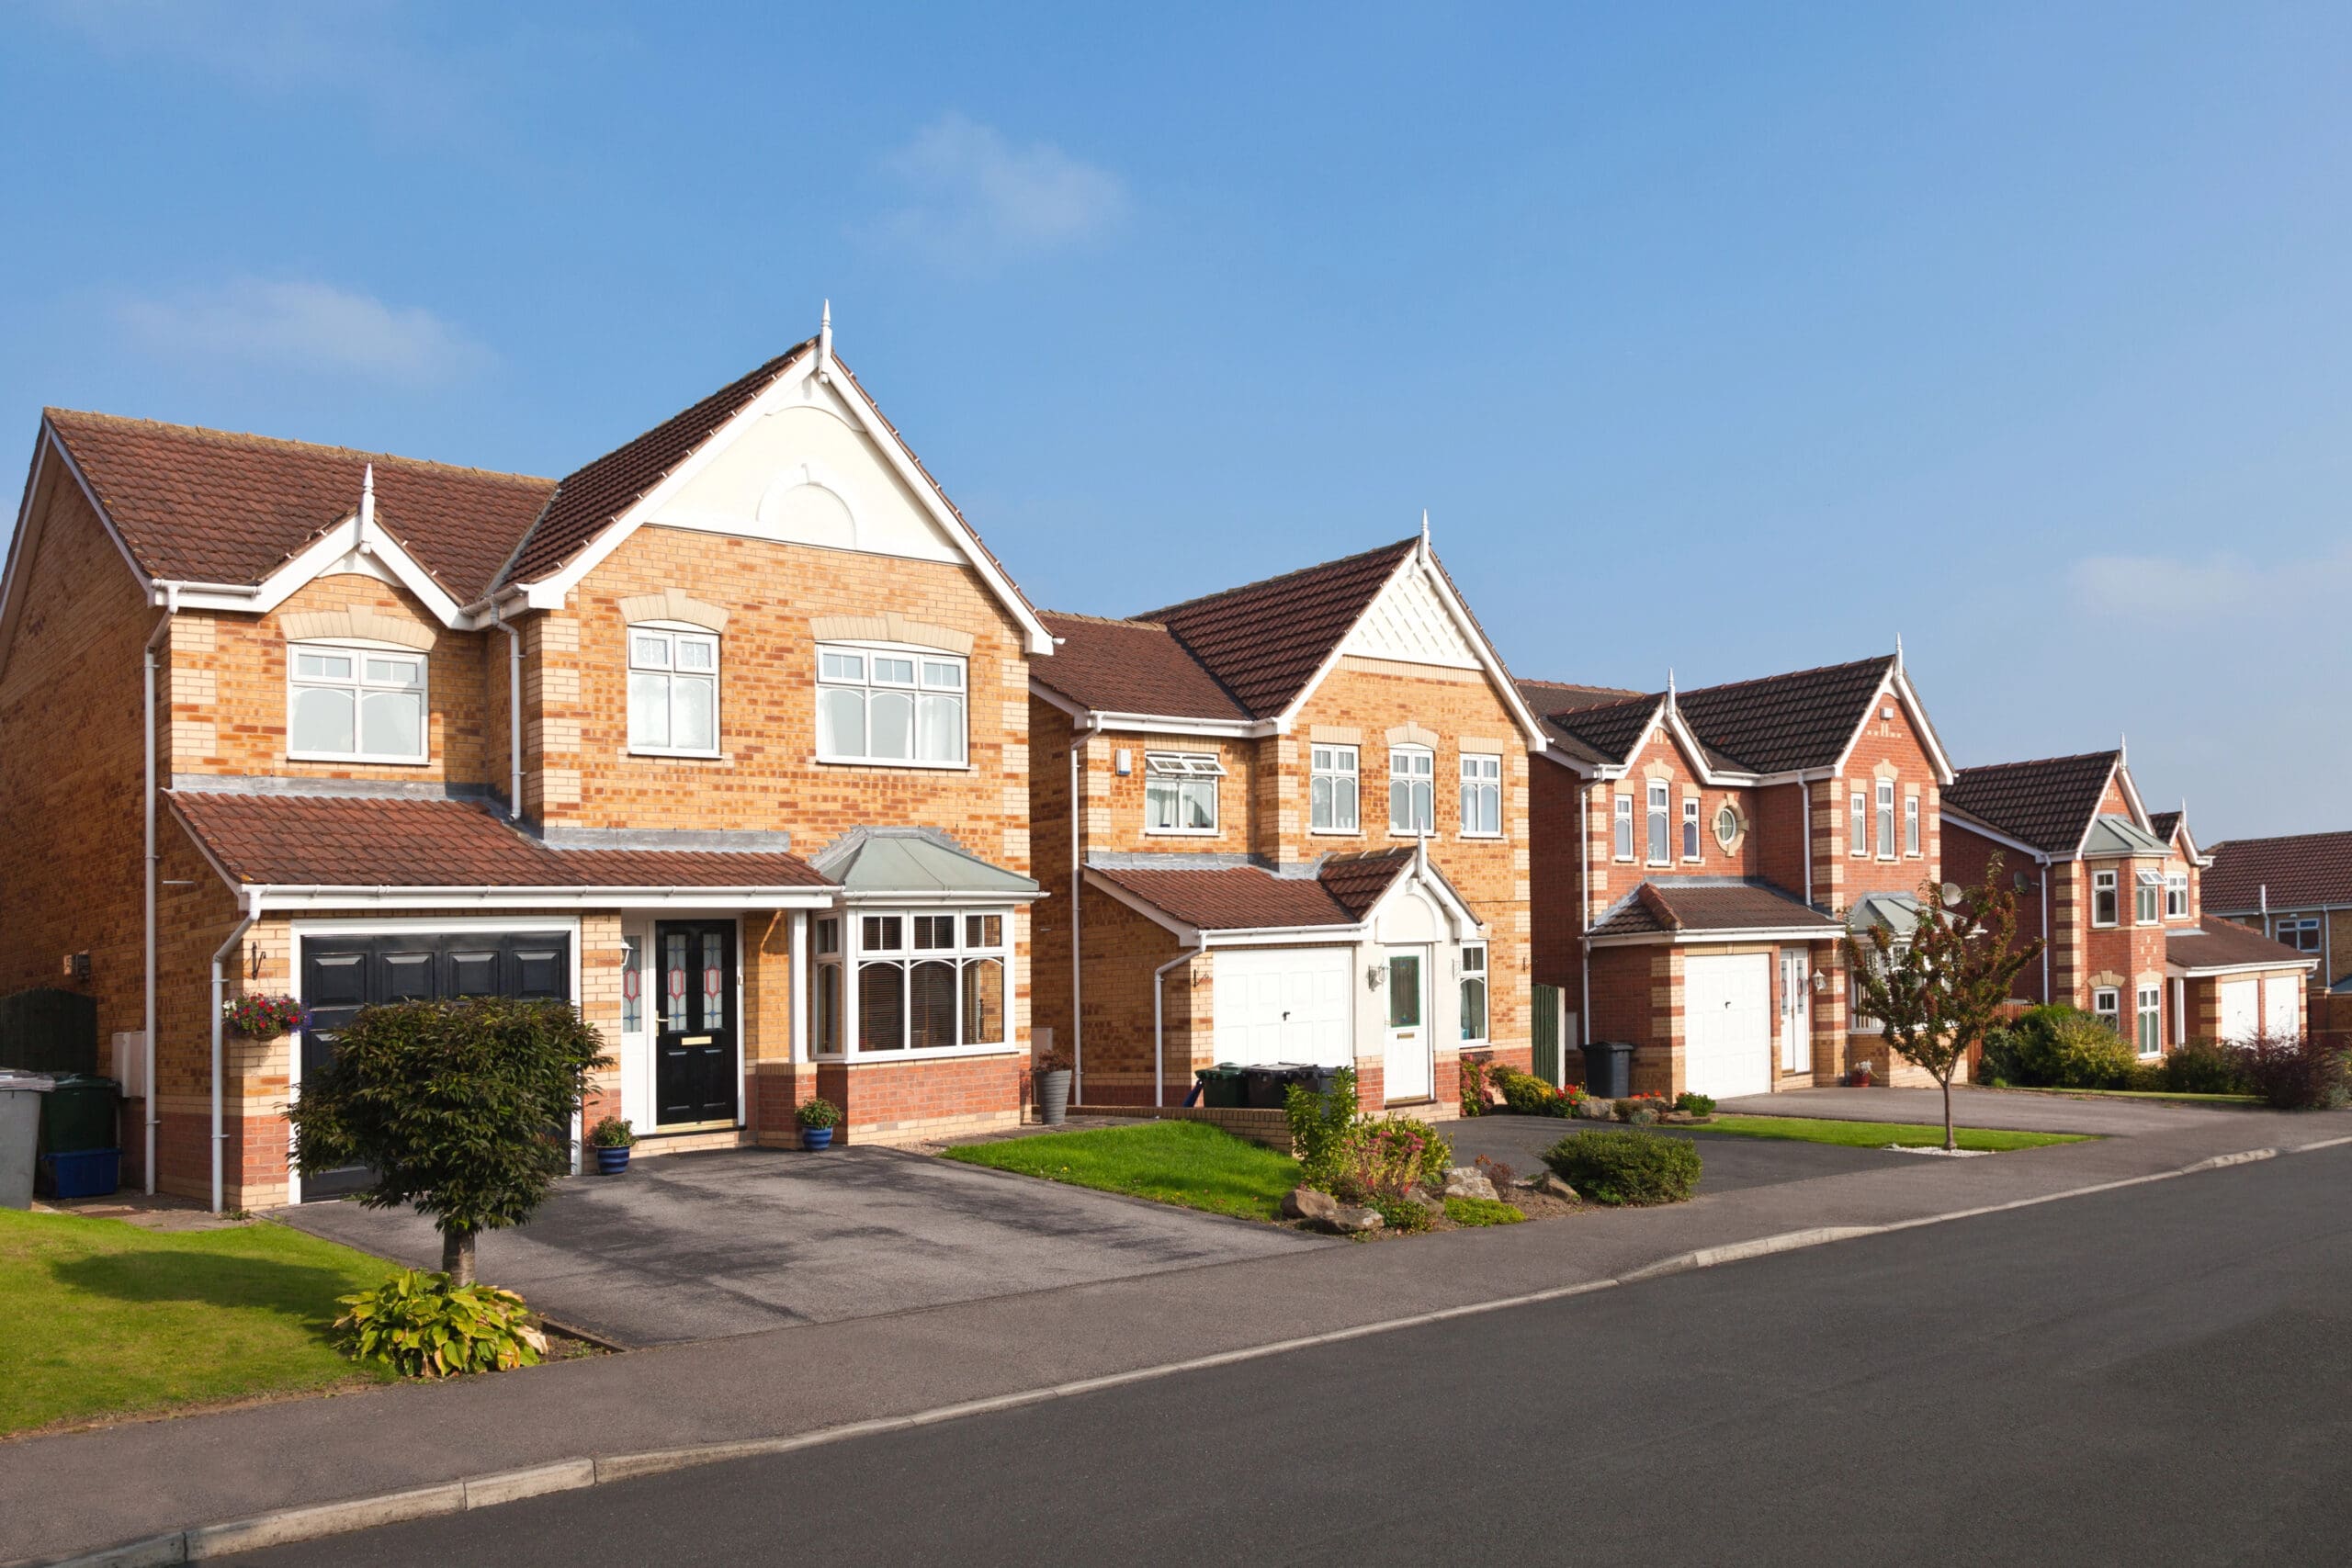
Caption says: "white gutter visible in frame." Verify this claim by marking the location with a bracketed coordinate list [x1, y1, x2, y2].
[1154, 931, 1207, 1108]
[141, 581, 181, 1192]
[209, 888, 261, 1213]
[492, 598, 523, 819]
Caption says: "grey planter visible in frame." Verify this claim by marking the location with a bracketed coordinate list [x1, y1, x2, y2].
[1036, 1068, 1072, 1125]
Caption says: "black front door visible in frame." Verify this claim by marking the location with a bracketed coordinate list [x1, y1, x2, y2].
[300, 931, 572, 1200]
[654, 919, 737, 1126]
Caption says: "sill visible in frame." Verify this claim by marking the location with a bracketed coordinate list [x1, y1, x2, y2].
[1144, 828, 1222, 838]
[287, 752, 431, 767]
[1308, 828, 1363, 838]
[815, 755, 974, 773]
[1459, 833, 1506, 843]
[814, 1044, 1022, 1065]
[628, 749, 729, 763]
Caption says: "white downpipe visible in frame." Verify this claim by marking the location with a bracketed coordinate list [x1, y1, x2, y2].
[1577, 781, 1592, 1048]
[1801, 779, 1814, 909]
[493, 600, 523, 819]
[2041, 867, 2052, 1002]
[209, 888, 262, 1213]
[1153, 933, 1207, 1108]
[1069, 724, 1096, 1103]
[141, 583, 178, 1194]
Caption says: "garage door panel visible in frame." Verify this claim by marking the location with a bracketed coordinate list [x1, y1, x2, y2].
[1685, 953, 1772, 1100]
[1214, 947, 1355, 1067]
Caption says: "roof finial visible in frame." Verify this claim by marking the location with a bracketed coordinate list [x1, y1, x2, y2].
[817, 299, 833, 382]
[1668, 666, 1678, 704]
[2119, 728, 2127, 764]
[358, 463, 375, 536]
[1894, 631, 1904, 670]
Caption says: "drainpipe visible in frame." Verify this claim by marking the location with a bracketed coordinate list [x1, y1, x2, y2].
[1801, 779, 1814, 908]
[492, 597, 523, 819]
[2041, 864, 2052, 1002]
[1069, 718, 1098, 1103]
[141, 582, 179, 1193]
[209, 888, 262, 1213]
[1154, 932, 1208, 1108]
[1577, 780, 1593, 1048]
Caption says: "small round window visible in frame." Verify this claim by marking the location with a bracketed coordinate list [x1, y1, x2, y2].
[1713, 803, 1741, 851]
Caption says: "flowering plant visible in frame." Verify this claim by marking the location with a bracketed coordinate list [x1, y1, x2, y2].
[224, 993, 304, 1038]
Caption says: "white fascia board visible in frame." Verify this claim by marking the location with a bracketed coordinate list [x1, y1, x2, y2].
[2113, 761, 2153, 831]
[2071, 757, 2121, 860]
[1411, 547, 1552, 751]
[1028, 679, 1277, 738]
[247, 885, 839, 913]
[1658, 705, 1762, 787]
[194, 514, 469, 626]
[1826, 669, 1953, 786]
[0, 428, 160, 677]
[1363, 853, 1483, 937]
[1590, 923, 1839, 949]
[1201, 927, 1370, 949]
[1939, 808, 2053, 863]
[838, 886, 1046, 906]
[1535, 743, 1600, 777]
[2166, 956, 2321, 978]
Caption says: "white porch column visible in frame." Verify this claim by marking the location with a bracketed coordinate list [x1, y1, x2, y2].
[842, 908, 861, 1060]
[789, 910, 810, 1064]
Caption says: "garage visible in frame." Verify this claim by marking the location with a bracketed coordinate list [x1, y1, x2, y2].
[1213, 946, 1353, 1067]
[2220, 978, 2258, 1043]
[1684, 952, 1773, 1099]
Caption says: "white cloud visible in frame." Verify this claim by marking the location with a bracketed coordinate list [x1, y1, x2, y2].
[115, 279, 493, 386]
[2067, 547, 2352, 618]
[871, 113, 1129, 266]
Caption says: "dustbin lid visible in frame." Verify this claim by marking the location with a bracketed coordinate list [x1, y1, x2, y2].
[44, 1075, 118, 1091]
[0, 1071, 55, 1093]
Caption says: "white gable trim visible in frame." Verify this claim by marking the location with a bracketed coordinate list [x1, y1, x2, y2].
[511, 348, 1056, 657]
[202, 512, 469, 626]
[2070, 756, 2122, 860]
[1940, 806, 2052, 863]
[1029, 677, 1276, 739]
[2113, 761, 2153, 832]
[1826, 665, 1956, 786]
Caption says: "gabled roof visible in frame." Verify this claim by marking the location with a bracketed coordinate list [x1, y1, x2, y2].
[1943, 751, 2120, 857]
[2148, 810, 2182, 842]
[2165, 920, 2320, 975]
[1086, 849, 1419, 932]
[1589, 878, 1836, 940]
[1517, 688, 1665, 768]
[2204, 830, 2352, 913]
[1672, 654, 1897, 774]
[2082, 815, 2169, 858]
[40, 409, 554, 600]
[1035, 612, 1248, 720]
[1137, 538, 1419, 717]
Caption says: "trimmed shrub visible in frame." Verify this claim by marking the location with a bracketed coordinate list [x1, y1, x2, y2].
[2239, 1032, 2350, 1111]
[1977, 1024, 2023, 1087]
[1370, 1194, 1439, 1233]
[335, 1269, 546, 1379]
[1542, 1129, 1702, 1206]
[1674, 1091, 1716, 1118]
[2006, 1005, 2135, 1089]
[1498, 1069, 1584, 1117]
[2125, 1060, 2167, 1092]
[2161, 1038, 2254, 1096]
[1443, 1196, 1526, 1226]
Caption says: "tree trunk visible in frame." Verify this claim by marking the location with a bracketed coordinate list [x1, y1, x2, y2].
[440, 1227, 476, 1288]
[1941, 1070, 1957, 1153]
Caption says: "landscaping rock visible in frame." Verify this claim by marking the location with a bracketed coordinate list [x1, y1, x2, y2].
[1283, 1185, 1340, 1223]
[1577, 1098, 1616, 1122]
[1329, 1204, 1385, 1234]
[1442, 1167, 1499, 1201]
[1532, 1172, 1579, 1201]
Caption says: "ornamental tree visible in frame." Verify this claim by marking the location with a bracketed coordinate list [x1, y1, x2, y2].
[290, 998, 608, 1286]
[1843, 853, 2045, 1151]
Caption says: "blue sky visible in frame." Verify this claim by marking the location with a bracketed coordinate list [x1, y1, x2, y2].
[3, 2, 2346, 838]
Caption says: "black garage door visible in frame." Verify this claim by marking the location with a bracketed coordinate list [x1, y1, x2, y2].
[299, 931, 571, 1201]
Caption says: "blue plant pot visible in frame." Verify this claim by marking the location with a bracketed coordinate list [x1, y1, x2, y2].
[801, 1126, 834, 1151]
[594, 1145, 631, 1175]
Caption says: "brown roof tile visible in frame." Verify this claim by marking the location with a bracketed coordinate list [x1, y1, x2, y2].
[1944, 751, 2120, 856]
[1590, 878, 1833, 938]
[1137, 538, 1417, 717]
[1035, 612, 1247, 719]
[1089, 863, 1356, 931]
[172, 793, 828, 891]
[1673, 654, 1896, 774]
[2204, 830, 2352, 913]
[44, 410, 554, 601]
[2165, 920, 2320, 974]
[1316, 849, 1417, 921]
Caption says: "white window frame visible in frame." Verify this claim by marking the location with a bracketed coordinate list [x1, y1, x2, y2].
[814, 641, 967, 769]
[2091, 869, 2120, 928]
[812, 908, 1012, 1060]
[1310, 744, 1360, 835]
[286, 639, 430, 765]
[1645, 780, 1670, 864]
[2135, 984, 2162, 1057]
[1458, 753, 1502, 839]
[2274, 915, 2322, 953]
[2092, 986, 2121, 1032]
[1850, 791, 1869, 857]
[1389, 746, 1435, 837]
[1144, 751, 1224, 835]
[1681, 796, 1702, 862]
[2134, 870, 2162, 927]
[628, 623, 721, 759]
[1713, 801, 1741, 852]
[1904, 795, 1921, 857]
[1458, 942, 1488, 1044]
[1875, 780, 1896, 860]
[2164, 872, 2188, 919]
[1613, 795, 1635, 862]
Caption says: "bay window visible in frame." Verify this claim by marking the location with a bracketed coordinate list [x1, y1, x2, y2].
[1310, 745, 1359, 832]
[628, 625, 719, 756]
[2092, 869, 2119, 927]
[288, 642, 427, 762]
[2136, 985, 2162, 1057]
[816, 644, 966, 766]
[1459, 753, 1501, 838]
[1389, 747, 1434, 835]
[1145, 752, 1223, 833]
[2135, 870, 2162, 925]
[1459, 943, 1487, 1043]
[814, 909, 1008, 1056]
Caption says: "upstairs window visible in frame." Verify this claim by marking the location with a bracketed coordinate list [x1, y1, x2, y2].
[1310, 745, 1359, 833]
[2134, 870, 2162, 926]
[288, 642, 427, 763]
[1613, 795, 1634, 861]
[1645, 781, 1670, 863]
[1145, 752, 1223, 834]
[2275, 915, 2322, 952]
[1389, 747, 1435, 836]
[1682, 797, 1702, 861]
[1904, 795, 1921, 857]
[628, 626, 719, 756]
[2165, 872, 2188, 919]
[1459, 753, 1501, 838]
[1876, 781, 1896, 859]
[1850, 792, 1869, 857]
[816, 644, 965, 766]
[2092, 869, 2119, 927]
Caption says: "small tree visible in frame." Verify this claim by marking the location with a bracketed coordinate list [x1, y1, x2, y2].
[1844, 854, 2044, 1151]
[290, 998, 608, 1286]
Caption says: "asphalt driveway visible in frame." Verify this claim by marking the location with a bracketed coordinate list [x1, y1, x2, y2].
[284, 1145, 1324, 1348]
[1442, 1114, 1894, 1194]
[1714, 1084, 2264, 1135]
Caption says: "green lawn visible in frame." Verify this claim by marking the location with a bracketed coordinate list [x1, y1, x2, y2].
[1694, 1115, 2093, 1152]
[1993, 1086, 2262, 1108]
[0, 1209, 399, 1436]
[942, 1121, 1302, 1221]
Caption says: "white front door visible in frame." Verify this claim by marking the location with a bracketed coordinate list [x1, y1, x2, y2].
[1780, 949, 1811, 1073]
[1213, 946, 1354, 1066]
[1686, 952, 1774, 1099]
[1383, 948, 1431, 1102]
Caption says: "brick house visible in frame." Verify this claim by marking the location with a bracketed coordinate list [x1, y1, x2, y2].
[2202, 830, 2352, 996]
[1027, 532, 1547, 1115]
[1520, 652, 1955, 1099]
[0, 324, 1057, 1209]
[1941, 750, 2312, 1053]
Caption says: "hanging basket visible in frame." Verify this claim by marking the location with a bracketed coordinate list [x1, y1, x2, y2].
[223, 994, 305, 1040]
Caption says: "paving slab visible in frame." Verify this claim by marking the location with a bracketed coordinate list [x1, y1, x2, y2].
[283, 1145, 1323, 1347]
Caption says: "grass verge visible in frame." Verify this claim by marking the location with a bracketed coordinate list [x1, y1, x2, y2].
[0, 1210, 398, 1437]
[1695, 1116, 2093, 1152]
[1989, 1086, 2261, 1108]
[942, 1121, 1301, 1221]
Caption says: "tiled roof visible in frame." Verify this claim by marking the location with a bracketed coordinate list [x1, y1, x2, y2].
[1943, 751, 2120, 856]
[1137, 538, 1418, 717]
[43, 410, 555, 601]
[2148, 810, 2182, 843]
[1673, 655, 1895, 774]
[1035, 612, 1248, 720]
[502, 344, 811, 585]
[2165, 921, 2319, 974]
[1530, 690, 1664, 767]
[1087, 849, 1416, 932]
[1590, 878, 1834, 939]
[2204, 830, 2352, 913]
[172, 793, 829, 891]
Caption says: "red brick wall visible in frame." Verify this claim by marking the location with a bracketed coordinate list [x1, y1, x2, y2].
[813, 1053, 1023, 1143]
[1943, 821, 2051, 1005]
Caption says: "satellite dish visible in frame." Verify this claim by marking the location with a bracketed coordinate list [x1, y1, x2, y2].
[2013, 871, 2031, 893]
[1939, 882, 1964, 908]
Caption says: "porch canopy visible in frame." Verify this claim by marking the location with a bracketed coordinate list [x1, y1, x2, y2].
[808, 826, 1040, 903]
[1589, 877, 1839, 947]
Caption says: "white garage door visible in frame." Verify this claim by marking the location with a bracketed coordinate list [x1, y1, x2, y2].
[2220, 979, 2259, 1043]
[1686, 953, 1773, 1100]
[1214, 946, 1354, 1067]
[2265, 975, 2302, 1037]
